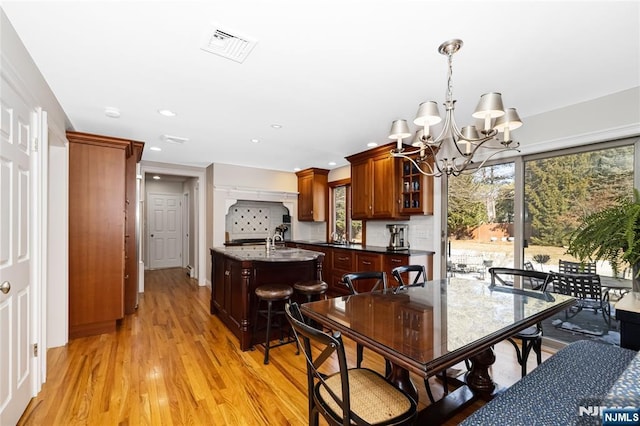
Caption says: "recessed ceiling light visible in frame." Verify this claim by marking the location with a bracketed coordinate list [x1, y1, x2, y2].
[250, 138, 260, 143]
[152, 175, 161, 180]
[367, 142, 378, 147]
[293, 167, 301, 172]
[158, 109, 176, 117]
[104, 107, 121, 118]
[328, 161, 336, 166]
[149, 146, 162, 151]
[271, 124, 282, 129]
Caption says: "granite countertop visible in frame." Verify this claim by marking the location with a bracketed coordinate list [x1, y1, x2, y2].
[290, 240, 435, 256]
[210, 245, 324, 262]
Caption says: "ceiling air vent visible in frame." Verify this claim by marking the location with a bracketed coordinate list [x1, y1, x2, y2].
[162, 134, 189, 145]
[200, 23, 257, 63]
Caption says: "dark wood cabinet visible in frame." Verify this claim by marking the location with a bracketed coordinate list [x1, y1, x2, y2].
[331, 248, 355, 295]
[399, 157, 434, 215]
[296, 168, 329, 221]
[67, 131, 144, 338]
[346, 143, 408, 220]
[210, 248, 324, 351]
[290, 242, 434, 296]
[354, 252, 383, 292]
[124, 141, 144, 314]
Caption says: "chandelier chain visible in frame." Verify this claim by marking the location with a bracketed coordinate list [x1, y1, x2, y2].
[446, 52, 454, 104]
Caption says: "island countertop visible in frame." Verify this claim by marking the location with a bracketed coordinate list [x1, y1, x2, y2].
[210, 245, 324, 262]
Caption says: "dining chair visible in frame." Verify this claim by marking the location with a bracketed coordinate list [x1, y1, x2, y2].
[551, 271, 610, 326]
[390, 264, 426, 289]
[558, 259, 597, 274]
[342, 271, 388, 294]
[341, 272, 388, 372]
[488, 267, 554, 377]
[285, 302, 418, 426]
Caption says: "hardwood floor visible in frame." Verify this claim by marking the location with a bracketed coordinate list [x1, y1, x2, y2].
[19, 268, 553, 425]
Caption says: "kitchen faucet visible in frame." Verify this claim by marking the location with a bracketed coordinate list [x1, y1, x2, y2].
[266, 233, 284, 251]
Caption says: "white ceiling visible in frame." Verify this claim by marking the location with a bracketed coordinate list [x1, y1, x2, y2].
[3, 1, 639, 172]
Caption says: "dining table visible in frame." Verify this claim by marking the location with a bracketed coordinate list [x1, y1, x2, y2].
[300, 277, 576, 423]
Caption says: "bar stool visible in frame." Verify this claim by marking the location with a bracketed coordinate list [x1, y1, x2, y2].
[253, 284, 297, 365]
[293, 280, 328, 328]
[293, 279, 329, 303]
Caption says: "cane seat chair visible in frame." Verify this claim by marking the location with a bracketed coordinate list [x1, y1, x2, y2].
[390, 265, 426, 290]
[285, 302, 417, 426]
[342, 271, 388, 295]
[488, 267, 554, 377]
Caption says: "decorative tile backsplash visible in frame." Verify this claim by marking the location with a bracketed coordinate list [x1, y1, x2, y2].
[226, 200, 290, 241]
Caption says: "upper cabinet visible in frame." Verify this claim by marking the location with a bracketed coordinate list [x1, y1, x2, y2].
[346, 142, 408, 220]
[296, 168, 329, 221]
[399, 157, 434, 215]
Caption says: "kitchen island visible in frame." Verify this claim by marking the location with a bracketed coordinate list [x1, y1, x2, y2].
[209, 246, 324, 351]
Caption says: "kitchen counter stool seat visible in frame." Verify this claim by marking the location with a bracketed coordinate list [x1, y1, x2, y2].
[253, 284, 297, 364]
[293, 279, 329, 303]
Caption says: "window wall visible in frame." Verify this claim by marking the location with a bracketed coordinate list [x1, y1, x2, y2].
[446, 137, 638, 347]
[447, 163, 516, 279]
[524, 140, 636, 346]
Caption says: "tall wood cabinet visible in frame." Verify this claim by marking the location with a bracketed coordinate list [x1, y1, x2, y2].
[296, 167, 329, 221]
[67, 131, 144, 338]
[125, 142, 144, 314]
[346, 142, 408, 220]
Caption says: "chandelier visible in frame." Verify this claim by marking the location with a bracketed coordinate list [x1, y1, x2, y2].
[389, 39, 522, 177]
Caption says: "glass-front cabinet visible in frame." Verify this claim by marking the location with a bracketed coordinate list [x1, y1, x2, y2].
[400, 158, 433, 215]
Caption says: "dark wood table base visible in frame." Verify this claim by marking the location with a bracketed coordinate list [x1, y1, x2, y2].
[418, 347, 503, 424]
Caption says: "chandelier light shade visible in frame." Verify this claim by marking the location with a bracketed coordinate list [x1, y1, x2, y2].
[389, 39, 522, 177]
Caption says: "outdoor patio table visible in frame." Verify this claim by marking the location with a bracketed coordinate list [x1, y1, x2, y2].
[600, 275, 633, 299]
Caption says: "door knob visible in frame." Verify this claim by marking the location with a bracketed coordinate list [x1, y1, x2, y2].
[0, 281, 10, 294]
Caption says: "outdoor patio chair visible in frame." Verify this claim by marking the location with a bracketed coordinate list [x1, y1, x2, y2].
[558, 259, 597, 274]
[488, 267, 554, 377]
[551, 272, 611, 326]
[284, 302, 418, 426]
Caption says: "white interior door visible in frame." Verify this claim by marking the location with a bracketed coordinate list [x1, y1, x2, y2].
[0, 78, 34, 425]
[148, 193, 182, 269]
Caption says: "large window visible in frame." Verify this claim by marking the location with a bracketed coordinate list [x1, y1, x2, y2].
[447, 163, 516, 279]
[445, 138, 637, 347]
[523, 144, 635, 277]
[524, 143, 635, 347]
[330, 180, 362, 243]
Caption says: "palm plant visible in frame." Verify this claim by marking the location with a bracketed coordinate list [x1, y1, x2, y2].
[566, 188, 640, 290]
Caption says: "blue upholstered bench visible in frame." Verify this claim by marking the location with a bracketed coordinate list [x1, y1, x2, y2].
[461, 340, 639, 425]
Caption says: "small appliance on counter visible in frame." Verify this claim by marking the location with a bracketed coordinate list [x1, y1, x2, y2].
[274, 224, 289, 241]
[386, 224, 409, 251]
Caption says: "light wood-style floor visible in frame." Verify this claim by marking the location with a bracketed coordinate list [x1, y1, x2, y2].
[18, 268, 553, 425]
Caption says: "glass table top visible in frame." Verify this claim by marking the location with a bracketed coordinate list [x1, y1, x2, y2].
[301, 278, 575, 372]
